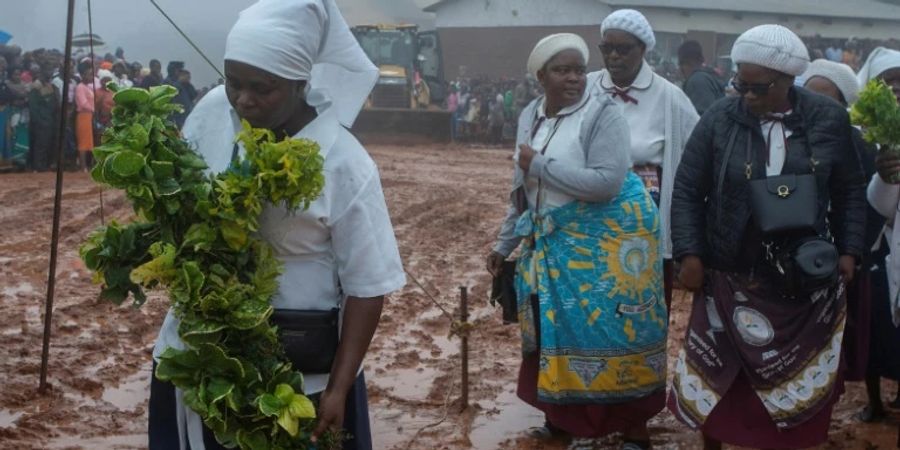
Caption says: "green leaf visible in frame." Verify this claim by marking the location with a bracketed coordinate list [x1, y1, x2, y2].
[274, 384, 295, 404]
[113, 88, 150, 107]
[99, 286, 129, 305]
[287, 395, 315, 419]
[179, 153, 208, 170]
[220, 220, 248, 251]
[150, 160, 175, 179]
[129, 242, 177, 286]
[157, 178, 181, 196]
[277, 409, 300, 437]
[109, 151, 146, 178]
[236, 429, 269, 450]
[207, 377, 235, 404]
[257, 393, 282, 417]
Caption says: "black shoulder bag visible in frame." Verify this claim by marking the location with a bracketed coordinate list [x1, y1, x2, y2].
[744, 125, 839, 297]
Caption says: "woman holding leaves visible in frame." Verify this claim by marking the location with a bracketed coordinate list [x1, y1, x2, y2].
[148, 1, 405, 449]
[857, 46, 900, 424]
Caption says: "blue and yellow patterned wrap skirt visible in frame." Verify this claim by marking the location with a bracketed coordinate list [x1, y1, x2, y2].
[515, 172, 668, 404]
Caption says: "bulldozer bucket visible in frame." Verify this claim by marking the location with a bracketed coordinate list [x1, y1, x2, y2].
[352, 108, 452, 145]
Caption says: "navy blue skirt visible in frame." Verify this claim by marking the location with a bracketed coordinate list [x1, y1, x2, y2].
[867, 265, 900, 380]
[148, 362, 373, 450]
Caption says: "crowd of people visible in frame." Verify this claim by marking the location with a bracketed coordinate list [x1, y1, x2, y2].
[0, 43, 220, 172]
[485, 9, 900, 450]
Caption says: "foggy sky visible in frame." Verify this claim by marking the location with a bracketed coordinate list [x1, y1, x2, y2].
[3, 0, 434, 85]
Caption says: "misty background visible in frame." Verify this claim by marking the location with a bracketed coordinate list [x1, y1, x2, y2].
[3, 0, 436, 85]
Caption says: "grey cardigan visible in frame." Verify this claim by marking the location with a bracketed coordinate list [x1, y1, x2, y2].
[492, 89, 632, 257]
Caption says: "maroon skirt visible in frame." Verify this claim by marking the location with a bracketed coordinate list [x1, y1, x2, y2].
[517, 354, 665, 438]
[668, 371, 843, 449]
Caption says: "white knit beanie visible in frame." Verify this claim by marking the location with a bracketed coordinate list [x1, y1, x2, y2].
[731, 24, 809, 77]
[527, 33, 590, 78]
[601, 9, 656, 52]
[802, 59, 860, 105]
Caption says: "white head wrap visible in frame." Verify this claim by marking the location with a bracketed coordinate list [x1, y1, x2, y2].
[526, 33, 590, 78]
[802, 59, 860, 105]
[601, 9, 656, 52]
[224, 0, 378, 127]
[731, 24, 809, 77]
[857, 47, 900, 86]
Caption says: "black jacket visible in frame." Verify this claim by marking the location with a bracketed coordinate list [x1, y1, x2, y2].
[683, 67, 725, 116]
[671, 87, 867, 271]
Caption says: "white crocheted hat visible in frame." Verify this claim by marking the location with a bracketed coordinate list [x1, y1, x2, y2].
[803, 59, 860, 104]
[731, 24, 810, 76]
[601, 9, 656, 52]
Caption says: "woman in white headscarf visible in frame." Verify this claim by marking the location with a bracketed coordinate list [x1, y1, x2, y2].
[487, 33, 668, 448]
[860, 46, 900, 424]
[147, 1, 406, 449]
[588, 9, 699, 312]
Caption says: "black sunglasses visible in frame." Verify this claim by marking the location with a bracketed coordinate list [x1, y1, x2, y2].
[599, 43, 638, 56]
[731, 78, 778, 96]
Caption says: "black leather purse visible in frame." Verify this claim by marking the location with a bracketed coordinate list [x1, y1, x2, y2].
[748, 174, 818, 234]
[740, 126, 839, 297]
[270, 308, 339, 374]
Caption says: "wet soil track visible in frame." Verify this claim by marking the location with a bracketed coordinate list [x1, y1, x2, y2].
[0, 145, 897, 449]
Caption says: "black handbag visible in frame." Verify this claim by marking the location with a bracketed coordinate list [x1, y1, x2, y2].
[490, 260, 518, 324]
[772, 236, 840, 297]
[740, 124, 839, 297]
[270, 308, 339, 374]
[748, 174, 818, 234]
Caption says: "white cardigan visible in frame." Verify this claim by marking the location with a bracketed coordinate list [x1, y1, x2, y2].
[867, 173, 900, 326]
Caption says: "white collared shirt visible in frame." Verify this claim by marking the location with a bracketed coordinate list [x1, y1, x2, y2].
[154, 86, 406, 394]
[597, 61, 667, 165]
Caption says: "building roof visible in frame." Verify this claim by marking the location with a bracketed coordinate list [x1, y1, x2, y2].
[425, 0, 900, 21]
[601, 0, 900, 21]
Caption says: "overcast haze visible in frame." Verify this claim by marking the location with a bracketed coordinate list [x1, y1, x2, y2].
[3, 0, 435, 85]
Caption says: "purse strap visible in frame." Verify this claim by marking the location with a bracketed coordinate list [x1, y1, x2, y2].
[716, 124, 740, 227]
[529, 105, 567, 216]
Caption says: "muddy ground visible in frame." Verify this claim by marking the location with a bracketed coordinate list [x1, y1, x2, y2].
[0, 144, 897, 449]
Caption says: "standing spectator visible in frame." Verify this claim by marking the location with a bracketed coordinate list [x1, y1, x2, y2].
[171, 68, 197, 128]
[446, 84, 459, 141]
[0, 57, 12, 162]
[488, 33, 665, 448]
[590, 9, 700, 310]
[140, 59, 163, 88]
[28, 63, 59, 171]
[803, 59, 879, 390]
[163, 61, 183, 86]
[678, 40, 725, 116]
[75, 62, 95, 171]
[7, 68, 30, 167]
[488, 92, 504, 145]
[670, 24, 865, 450]
[94, 70, 115, 130]
[857, 46, 900, 423]
[826, 40, 843, 62]
[112, 61, 133, 88]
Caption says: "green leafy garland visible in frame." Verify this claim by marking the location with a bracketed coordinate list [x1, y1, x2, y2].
[79, 84, 337, 449]
[851, 79, 900, 181]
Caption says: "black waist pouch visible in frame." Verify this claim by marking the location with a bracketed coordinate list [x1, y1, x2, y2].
[270, 308, 339, 374]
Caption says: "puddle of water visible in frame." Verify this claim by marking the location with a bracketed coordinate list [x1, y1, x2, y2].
[44, 433, 145, 449]
[0, 409, 24, 428]
[470, 385, 544, 450]
[3, 282, 34, 298]
[100, 362, 151, 411]
[373, 366, 439, 400]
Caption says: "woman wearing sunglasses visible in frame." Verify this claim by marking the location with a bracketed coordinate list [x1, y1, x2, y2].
[669, 25, 866, 450]
[589, 9, 699, 313]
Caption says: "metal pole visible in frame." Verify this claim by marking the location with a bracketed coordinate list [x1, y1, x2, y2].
[40, 0, 78, 393]
[459, 286, 469, 411]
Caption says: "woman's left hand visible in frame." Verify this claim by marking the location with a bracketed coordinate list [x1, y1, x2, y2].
[518, 144, 536, 172]
[839, 255, 856, 284]
[310, 387, 347, 443]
